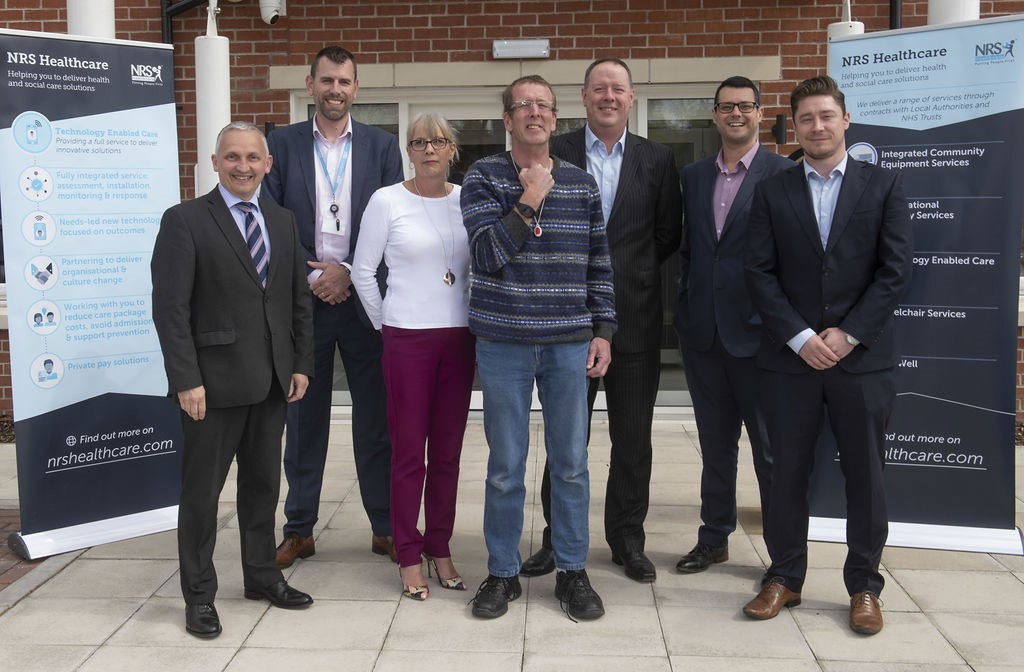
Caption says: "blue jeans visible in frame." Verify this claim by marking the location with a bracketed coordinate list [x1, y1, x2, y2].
[476, 339, 591, 577]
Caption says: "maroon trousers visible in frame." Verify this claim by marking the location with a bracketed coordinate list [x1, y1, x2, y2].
[381, 326, 475, 567]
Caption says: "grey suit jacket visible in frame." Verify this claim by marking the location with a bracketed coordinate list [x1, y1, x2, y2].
[550, 128, 682, 353]
[151, 187, 314, 408]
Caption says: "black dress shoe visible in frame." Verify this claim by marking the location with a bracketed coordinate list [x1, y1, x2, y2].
[244, 579, 313, 609]
[675, 542, 728, 574]
[519, 547, 555, 577]
[185, 602, 221, 639]
[611, 550, 657, 583]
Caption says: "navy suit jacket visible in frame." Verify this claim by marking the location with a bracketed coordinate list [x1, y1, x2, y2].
[745, 158, 913, 374]
[151, 187, 314, 408]
[550, 129, 682, 353]
[263, 118, 403, 321]
[675, 146, 793, 357]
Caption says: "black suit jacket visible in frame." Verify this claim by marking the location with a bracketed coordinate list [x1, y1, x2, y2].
[745, 158, 913, 374]
[675, 145, 793, 357]
[550, 129, 682, 353]
[151, 187, 315, 408]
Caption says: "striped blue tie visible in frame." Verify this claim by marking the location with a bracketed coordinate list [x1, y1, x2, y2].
[236, 201, 267, 287]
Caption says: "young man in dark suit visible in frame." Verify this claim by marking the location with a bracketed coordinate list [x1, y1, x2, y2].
[674, 76, 793, 575]
[263, 46, 404, 567]
[521, 58, 682, 583]
[743, 75, 912, 635]
[152, 122, 315, 639]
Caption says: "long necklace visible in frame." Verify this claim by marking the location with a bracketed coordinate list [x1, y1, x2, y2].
[411, 178, 456, 286]
[509, 153, 547, 237]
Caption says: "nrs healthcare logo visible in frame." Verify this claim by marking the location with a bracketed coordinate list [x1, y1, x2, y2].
[974, 38, 1016, 65]
[129, 63, 163, 85]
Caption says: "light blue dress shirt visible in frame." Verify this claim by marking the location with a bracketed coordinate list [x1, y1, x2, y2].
[584, 124, 626, 222]
[787, 153, 849, 354]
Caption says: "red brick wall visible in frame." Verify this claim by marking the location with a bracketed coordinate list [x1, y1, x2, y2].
[0, 330, 11, 414]
[1, 0, 1022, 419]
[1, 0, 1019, 198]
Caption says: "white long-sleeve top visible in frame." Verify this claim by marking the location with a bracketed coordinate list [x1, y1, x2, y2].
[352, 182, 470, 330]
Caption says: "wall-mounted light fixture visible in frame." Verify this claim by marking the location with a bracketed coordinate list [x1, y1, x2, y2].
[492, 39, 550, 59]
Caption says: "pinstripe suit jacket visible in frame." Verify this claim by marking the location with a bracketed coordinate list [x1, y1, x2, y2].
[550, 129, 682, 353]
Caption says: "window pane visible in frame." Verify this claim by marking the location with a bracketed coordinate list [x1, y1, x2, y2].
[305, 102, 400, 139]
[448, 119, 505, 185]
[647, 98, 720, 173]
[646, 99, 720, 394]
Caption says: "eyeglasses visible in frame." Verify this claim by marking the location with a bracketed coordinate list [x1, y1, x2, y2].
[508, 100, 556, 113]
[714, 101, 759, 114]
[408, 138, 452, 151]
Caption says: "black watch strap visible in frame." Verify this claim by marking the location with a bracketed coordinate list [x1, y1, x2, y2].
[515, 202, 536, 219]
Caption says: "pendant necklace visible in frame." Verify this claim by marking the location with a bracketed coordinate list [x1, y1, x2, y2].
[412, 178, 456, 286]
[509, 153, 547, 237]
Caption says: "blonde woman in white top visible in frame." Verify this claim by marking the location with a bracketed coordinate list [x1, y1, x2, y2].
[352, 113, 473, 601]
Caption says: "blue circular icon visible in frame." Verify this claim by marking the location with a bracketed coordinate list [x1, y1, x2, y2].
[12, 111, 53, 154]
[848, 142, 879, 165]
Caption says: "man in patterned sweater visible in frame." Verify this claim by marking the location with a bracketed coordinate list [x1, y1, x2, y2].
[461, 74, 617, 622]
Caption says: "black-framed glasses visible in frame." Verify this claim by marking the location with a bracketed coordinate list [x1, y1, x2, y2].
[408, 138, 451, 151]
[508, 100, 556, 113]
[714, 101, 759, 114]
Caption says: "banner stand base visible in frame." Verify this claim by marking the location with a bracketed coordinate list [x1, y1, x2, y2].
[7, 505, 178, 560]
[810, 516, 1024, 555]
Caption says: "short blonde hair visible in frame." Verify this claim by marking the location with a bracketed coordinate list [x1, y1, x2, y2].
[407, 112, 460, 163]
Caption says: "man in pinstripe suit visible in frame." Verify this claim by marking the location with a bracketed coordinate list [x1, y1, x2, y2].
[521, 58, 682, 583]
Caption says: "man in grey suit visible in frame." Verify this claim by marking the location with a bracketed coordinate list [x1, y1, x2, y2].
[263, 46, 404, 568]
[674, 76, 793, 574]
[152, 122, 315, 639]
[521, 58, 682, 583]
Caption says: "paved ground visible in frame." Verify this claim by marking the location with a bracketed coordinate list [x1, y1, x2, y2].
[0, 409, 1023, 672]
[0, 508, 44, 591]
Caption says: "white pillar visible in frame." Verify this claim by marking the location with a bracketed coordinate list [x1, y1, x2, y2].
[928, 0, 980, 25]
[194, 2, 231, 195]
[827, 20, 865, 68]
[66, 0, 115, 39]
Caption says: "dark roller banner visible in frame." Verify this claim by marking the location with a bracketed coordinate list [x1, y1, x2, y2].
[1, 29, 183, 559]
[809, 16, 1024, 554]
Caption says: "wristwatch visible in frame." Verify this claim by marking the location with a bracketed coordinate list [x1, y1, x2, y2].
[514, 202, 537, 219]
[846, 333, 860, 346]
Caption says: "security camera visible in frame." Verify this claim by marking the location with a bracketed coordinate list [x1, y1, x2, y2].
[259, 0, 285, 25]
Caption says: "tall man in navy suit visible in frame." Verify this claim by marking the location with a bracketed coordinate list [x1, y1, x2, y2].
[742, 76, 912, 636]
[152, 122, 315, 639]
[264, 46, 404, 567]
[674, 76, 792, 575]
[520, 58, 682, 583]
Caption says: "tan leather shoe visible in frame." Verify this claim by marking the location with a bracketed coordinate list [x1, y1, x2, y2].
[849, 591, 884, 635]
[371, 535, 398, 563]
[743, 579, 801, 620]
[275, 533, 315, 569]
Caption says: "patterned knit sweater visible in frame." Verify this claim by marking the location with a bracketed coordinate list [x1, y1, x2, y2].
[460, 152, 617, 344]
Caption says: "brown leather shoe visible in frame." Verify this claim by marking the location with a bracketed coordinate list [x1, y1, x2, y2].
[742, 579, 801, 620]
[371, 535, 398, 563]
[849, 591, 884, 635]
[275, 533, 315, 569]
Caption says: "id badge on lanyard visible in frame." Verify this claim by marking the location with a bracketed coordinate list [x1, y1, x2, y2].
[316, 139, 351, 237]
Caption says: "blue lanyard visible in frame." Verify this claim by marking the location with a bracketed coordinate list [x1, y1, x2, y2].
[314, 137, 352, 230]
